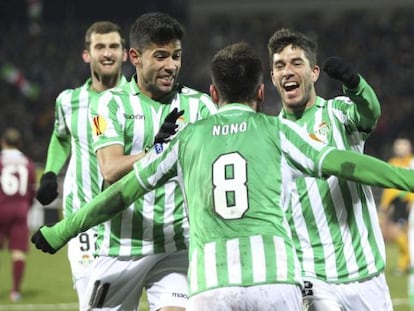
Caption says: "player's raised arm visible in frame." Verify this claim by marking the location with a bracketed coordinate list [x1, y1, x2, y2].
[323, 56, 381, 133]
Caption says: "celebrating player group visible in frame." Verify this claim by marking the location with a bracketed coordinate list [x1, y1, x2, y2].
[31, 11, 406, 311]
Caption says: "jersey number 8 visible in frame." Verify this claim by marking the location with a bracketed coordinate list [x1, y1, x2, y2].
[212, 152, 248, 219]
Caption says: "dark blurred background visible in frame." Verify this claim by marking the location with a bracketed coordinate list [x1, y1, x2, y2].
[1, 0, 414, 165]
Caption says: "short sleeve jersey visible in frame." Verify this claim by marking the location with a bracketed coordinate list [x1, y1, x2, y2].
[133, 103, 334, 295]
[52, 77, 128, 217]
[89, 79, 218, 257]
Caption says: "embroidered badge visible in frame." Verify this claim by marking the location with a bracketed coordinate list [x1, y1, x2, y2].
[92, 115, 107, 136]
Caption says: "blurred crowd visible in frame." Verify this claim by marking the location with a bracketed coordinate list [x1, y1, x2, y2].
[1, 7, 414, 163]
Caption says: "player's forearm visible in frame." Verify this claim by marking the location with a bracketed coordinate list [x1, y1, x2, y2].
[41, 170, 145, 250]
[44, 133, 71, 173]
[345, 76, 381, 131]
[97, 147, 146, 184]
[322, 149, 414, 191]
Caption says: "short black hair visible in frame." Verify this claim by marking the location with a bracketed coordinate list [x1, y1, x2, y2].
[129, 12, 184, 51]
[211, 42, 263, 103]
[267, 28, 318, 67]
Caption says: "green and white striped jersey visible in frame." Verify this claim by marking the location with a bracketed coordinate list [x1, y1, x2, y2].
[279, 78, 383, 283]
[89, 78, 217, 257]
[46, 77, 127, 217]
[133, 104, 334, 295]
[44, 103, 414, 297]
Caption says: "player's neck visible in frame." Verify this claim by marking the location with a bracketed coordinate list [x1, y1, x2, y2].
[91, 73, 120, 92]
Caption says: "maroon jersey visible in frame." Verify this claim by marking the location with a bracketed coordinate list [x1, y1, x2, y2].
[0, 149, 36, 209]
[0, 149, 36, 251]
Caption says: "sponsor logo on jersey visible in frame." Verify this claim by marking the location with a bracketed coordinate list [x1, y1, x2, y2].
[123, 113, 145, 120]
[171, 292, 188, 299]
[92, 115, 107, 136]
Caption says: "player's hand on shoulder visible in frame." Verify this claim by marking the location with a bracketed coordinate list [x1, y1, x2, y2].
[154, 108, 185, 144]
[322, 56, 360, 89]
[30, 224, 58, 254]
[36, 172, 58, 205]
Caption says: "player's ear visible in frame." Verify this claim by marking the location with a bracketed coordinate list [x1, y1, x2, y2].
[209, 84, 219, 104]
[257, 83, 264, 103]
[255, 84, 265, 112]
[311, 65, 320, 83]
[122, 48, 128, 62]
[129, 48, 141, 67]
[82, 49, 90, 64]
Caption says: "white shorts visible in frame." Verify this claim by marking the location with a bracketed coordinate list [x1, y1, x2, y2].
[67, 229, 98, 309]
[187, 283, 302, 311]
[84, 249, 188, 311]
[303, 273, 393, 311]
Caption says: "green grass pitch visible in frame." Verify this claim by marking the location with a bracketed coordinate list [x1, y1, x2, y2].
[0, 241, 409, 310]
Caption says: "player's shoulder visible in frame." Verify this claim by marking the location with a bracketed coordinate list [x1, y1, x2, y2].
[56, 87, 76, 101]
[330, 95, 354, 107]
[179, 113, 213, 134]
[55, 80, 92, 103]
[178, 85, 209, 99]
[96, 85, 128, 101]
[108, 84, 128, 96]
[177, 85, 216, 113]
[255, 111, 280, 124]
[96, 84, 129, 104]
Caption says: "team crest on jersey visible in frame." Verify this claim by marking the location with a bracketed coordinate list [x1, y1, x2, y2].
[79, 254, 93, 266]
[309, 121, 330, 143]
[176, 115, 186, 130]
[92, 115, 107, 136]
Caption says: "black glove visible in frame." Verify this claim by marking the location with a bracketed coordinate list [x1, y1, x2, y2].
[36, 172, 58, 205]
[322, 57, 360, 89]
[30, 224, 58, 254]
[154, 108, 185, 144]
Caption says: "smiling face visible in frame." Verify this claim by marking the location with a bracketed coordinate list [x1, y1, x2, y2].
[271, 44, 320, 113]
[83, 31, 127, 90]
[129, 40, 182, 100]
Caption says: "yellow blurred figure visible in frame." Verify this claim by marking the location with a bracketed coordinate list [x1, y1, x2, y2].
[379, 138, 414, 275]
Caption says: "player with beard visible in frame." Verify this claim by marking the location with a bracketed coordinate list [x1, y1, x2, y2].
[268, 28, 390, 310]
[82, 12, 217, 311]
[32, 41, 414, 310]
[35, 21, 128, 310]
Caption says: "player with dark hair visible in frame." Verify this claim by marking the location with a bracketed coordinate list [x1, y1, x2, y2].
[82, 12, 217, 311]
[0, 127, 36, 302]
[268, 28, 390, 310]
[35, 21, 128, 309]
[32, 41, 414, 310]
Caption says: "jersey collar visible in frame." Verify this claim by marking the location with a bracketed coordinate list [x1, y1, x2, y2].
[279, 96, 325, 121]
[217, 103, 256, 114]
[84, 76, 128, 93]
[130, 74, 182, 105]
